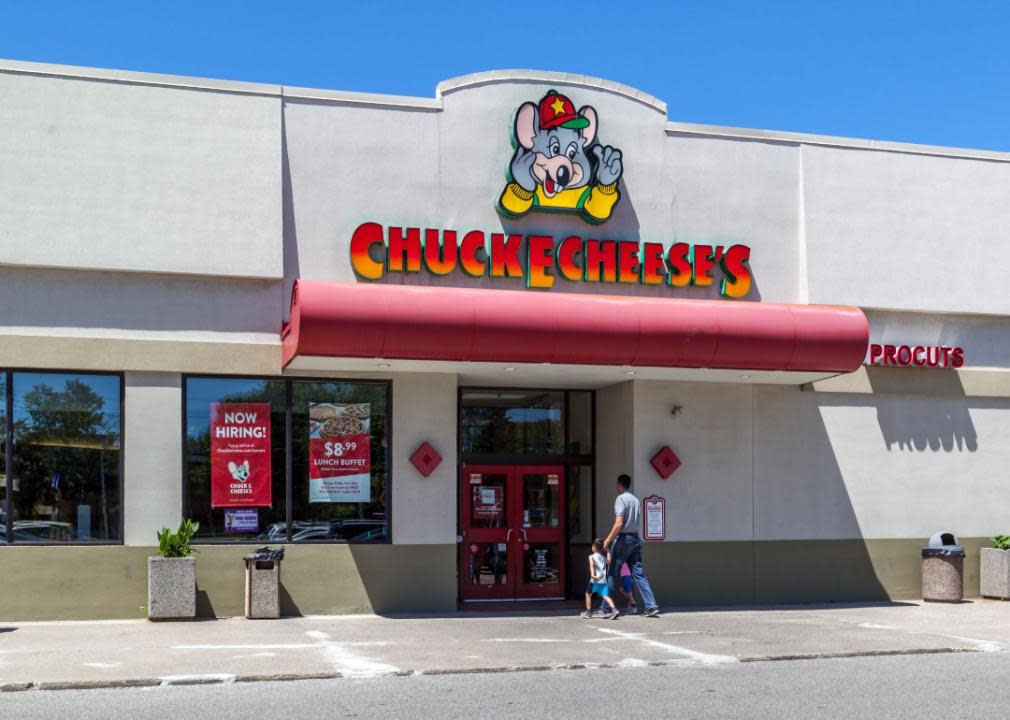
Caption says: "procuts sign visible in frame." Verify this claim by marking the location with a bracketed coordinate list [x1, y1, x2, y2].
[348, 90, 755, 299]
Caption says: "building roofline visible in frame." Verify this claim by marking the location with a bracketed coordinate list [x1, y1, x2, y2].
[2, 57, 1008, 162]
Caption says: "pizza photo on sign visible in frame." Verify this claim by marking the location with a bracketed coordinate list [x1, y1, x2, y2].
[308, 402, 372, 503]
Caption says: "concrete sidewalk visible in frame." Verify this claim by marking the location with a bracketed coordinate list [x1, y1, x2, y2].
[2, 601, 1008, 691]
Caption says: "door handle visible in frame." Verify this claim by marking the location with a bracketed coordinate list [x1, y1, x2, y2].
[521, 529, 528, 543]
[505, 528, 513, 543]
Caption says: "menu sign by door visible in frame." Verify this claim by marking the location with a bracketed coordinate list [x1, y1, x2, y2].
[210, 403, 272, 508]
[643, 495, 666, 541]
[308, 402, 371, 503]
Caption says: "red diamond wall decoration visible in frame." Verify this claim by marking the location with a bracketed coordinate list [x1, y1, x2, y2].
[650, 446, 681, 479]
[410, 442, 443, 477]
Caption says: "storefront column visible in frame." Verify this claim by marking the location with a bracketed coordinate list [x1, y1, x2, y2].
[390, 373, 458, 544]
[123, 372, 183, 545]
[594, 381, 635, 533]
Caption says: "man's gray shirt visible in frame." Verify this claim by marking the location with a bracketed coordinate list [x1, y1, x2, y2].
[614, 491, 641, 534]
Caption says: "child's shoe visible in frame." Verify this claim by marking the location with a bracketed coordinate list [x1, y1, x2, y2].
[609, 608, 621, 620]
[580, 610, 593, 619]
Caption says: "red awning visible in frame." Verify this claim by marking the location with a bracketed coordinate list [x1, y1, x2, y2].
[282, 281, 868, 373]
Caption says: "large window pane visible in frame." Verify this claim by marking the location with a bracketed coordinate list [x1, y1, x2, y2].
[1, 372, 6, 543]
[567, 391, 593, 455]
[461, 390, 564, 456]
[290, 381, 388, 543]
[185, 378, 286, 542]
[11, 372, 121, 543]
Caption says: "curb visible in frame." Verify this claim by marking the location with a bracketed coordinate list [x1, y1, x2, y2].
[0, 646, 988, 692]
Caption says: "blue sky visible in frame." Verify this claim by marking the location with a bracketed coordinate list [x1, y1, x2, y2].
[2, 1, 1007, 150]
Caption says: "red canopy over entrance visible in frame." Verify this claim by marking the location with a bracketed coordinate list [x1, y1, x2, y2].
[282, 281, 868, 374]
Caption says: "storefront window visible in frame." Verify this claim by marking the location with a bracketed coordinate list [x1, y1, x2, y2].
[184, 376, 389, 544]
[290, 381, 388, 543]
[185, 378, 286, 542]
[1, 373, 7, 543]
[567, 391, 593, 455]
[460, 390, 564, 456]
[10, 372, 122, 543]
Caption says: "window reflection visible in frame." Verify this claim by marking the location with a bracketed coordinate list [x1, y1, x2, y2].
[10, 372, 121, 543]
[460, 390, 564, 456]
[184, 377, 389, 544]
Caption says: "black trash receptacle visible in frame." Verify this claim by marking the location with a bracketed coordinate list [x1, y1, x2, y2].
[243, 546, 284, 619]
[921, 531, 965, 602]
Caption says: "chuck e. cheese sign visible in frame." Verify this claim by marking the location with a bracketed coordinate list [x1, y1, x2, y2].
[348, 89, 754, 299]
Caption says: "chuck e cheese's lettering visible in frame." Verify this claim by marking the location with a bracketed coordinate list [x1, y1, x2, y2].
[350, 222, 753, 299]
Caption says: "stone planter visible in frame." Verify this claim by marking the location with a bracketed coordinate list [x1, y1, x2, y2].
[148, 556, 196, 619]
[980, 548, 1010, 600]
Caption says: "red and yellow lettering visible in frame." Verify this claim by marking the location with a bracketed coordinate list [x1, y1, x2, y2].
[690, 244, 715, 287]
[926, 346, 941, 367]
[459, 230, 487, 277]
[940, 346, 952, 367]
[640, 242, 666, 285]
[883, 345, 897, 366]
[388, 226, 422, 273]
[349, 222, 385, 280]
[719, 244, 752, 299]
[912, 346, 926, 367]
[525, 235, 555, 289]
[618, 241, 639, 284]
[423, 229, 457, 276]
[869, 344, 883, 364]
[556, 235, 583, 282]
[490, 233, 523, 278]
[896, 345, 912, 366]
[584, 240, 617, 283]
[667, 242, 691, 288]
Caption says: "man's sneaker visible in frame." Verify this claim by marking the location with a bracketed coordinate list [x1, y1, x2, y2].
[609, 608, 621, 620]
[627, 603, 639, 615]
[644, 607, 661, 617]
[581, 610, 593, 619]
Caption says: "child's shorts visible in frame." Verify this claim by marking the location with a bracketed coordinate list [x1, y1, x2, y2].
[621, 576, 633, 593]
[589, 582, 609, 597]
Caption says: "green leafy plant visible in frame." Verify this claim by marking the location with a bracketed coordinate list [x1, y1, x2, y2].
[157, 519, 200, 558]
[992, 535, 1010, 551]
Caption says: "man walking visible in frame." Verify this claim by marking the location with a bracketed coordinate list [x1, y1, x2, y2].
[603, 474, 660, 617]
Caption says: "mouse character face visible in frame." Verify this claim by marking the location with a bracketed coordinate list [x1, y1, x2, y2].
[498, 90, 623, 223]
[514, 93, 597, 197]
[228, 460, 251, 482]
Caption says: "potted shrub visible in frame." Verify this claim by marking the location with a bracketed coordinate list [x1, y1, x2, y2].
[148, 519, 199, 620]
[980, 535, 1010, 600]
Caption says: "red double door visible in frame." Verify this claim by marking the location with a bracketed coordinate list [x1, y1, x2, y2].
[459, 465, 566, 601]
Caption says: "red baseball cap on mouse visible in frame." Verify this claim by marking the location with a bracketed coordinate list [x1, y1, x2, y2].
[538, 90, 590, 130]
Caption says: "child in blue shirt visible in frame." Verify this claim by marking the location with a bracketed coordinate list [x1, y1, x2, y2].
[582, 538, 620, 619]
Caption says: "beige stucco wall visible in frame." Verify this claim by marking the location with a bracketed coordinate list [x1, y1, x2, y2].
[390, 373, 458, 544]
[123, 373, 183, 545]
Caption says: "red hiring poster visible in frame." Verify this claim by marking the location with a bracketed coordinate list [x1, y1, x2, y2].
[308, 403, 371, 503]
[210, 402, 272, 508]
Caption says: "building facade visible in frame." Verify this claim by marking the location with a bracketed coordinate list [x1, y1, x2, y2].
[0, 59, 1008, 619]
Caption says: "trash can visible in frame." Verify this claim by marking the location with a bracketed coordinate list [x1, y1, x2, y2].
[244, 546, 284, 619]
[921, 531, 965, 602]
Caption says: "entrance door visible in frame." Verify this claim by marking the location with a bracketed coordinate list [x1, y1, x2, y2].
[460, 465, 566, 601]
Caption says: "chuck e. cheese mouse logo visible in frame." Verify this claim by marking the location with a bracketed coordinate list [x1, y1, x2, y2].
[498, 89, 622, 223]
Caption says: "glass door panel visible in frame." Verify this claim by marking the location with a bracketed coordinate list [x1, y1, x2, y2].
[460, 466, 516, 601]
[514, 466, 566, 599]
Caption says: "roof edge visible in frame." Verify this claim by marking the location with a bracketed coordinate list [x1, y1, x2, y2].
[436, 70, 667, 115]
[666, 120, 1010, 163]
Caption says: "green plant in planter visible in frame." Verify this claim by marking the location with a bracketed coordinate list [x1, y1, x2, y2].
[157, 519, 200, 558]
[992, 535, 1010, 551]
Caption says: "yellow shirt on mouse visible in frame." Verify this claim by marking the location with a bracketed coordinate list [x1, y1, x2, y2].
[498, 181, 619, 221]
